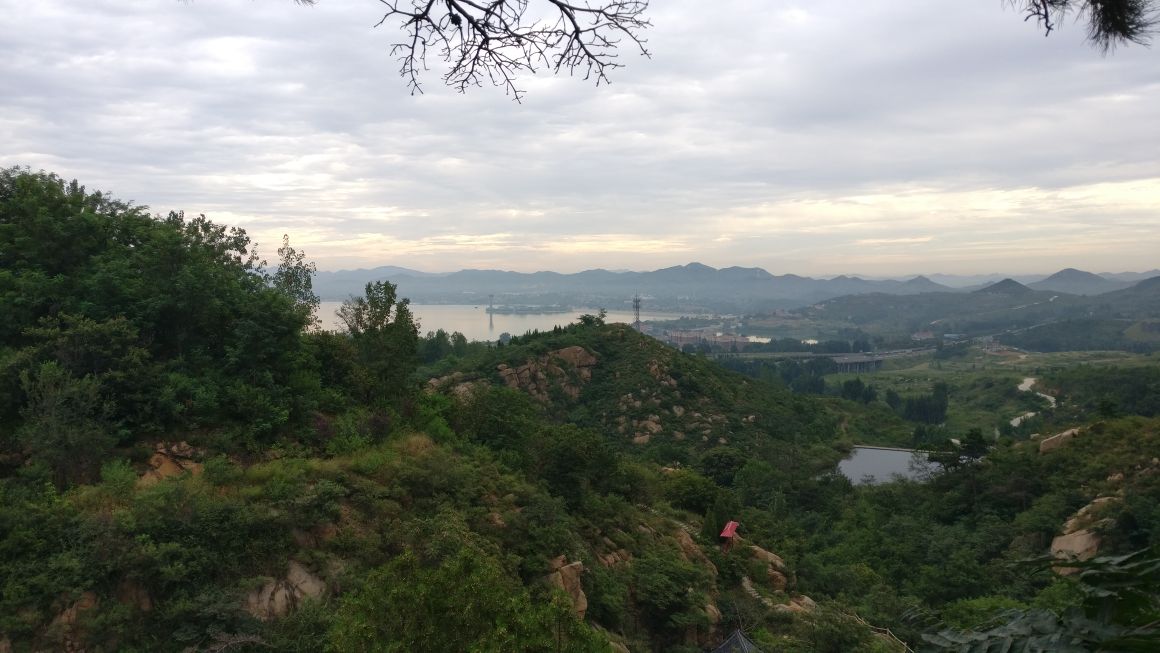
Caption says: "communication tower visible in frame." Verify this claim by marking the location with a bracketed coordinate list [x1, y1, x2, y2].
[632, 294, 642, 331]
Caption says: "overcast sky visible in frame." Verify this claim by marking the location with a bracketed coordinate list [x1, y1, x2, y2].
[4, 1, 1159, 276]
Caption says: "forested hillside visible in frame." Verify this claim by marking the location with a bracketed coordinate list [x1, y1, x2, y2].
[796, 279, 1160, 353]
[2, 169, 1157, 652]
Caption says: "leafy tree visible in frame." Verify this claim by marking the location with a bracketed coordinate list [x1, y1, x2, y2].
[16, 362, 115, 485]
[271, 234, 320, 328]
[338, 281, 420, 405]
[328, 515, 607, 652]
[697, 446, 746, 487]
[1, 169, 322, 450]
[630, 551, 708, 634]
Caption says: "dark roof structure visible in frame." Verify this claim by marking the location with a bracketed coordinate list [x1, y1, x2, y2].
[708, 629, 762, 653]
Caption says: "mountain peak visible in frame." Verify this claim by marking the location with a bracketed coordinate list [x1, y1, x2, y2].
[1042, 268, 1105, 283]
[974, 278, 1033, 295]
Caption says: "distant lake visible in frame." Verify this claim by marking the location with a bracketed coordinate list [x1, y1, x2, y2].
[838, 446, 933, 485]
[317, 302, 682, 342]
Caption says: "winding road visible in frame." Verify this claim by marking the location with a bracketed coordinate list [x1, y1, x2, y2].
[1010, 377, 1056, 427]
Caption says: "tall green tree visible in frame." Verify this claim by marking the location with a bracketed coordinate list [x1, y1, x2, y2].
[271, 234, 320, 328]
[338, 281, 420, 406]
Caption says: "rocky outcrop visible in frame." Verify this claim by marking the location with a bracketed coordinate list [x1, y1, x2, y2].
[674, 529, 717, 576]
[744, 540, 790, 592]
[1039, 427, 1081, 453]
[1051, 496, 1118, 575]
[598, 535, 633, 567]
[137, 441, 203, 486]
[497, 346, 597, 402]
[705, 601, 722, 626]
[772, 594, 818, 614]
[543, 556, 588, 618]
[245, 561, 327, 621]
[425, 372, 484, 401]
[48, 591, 98, 652]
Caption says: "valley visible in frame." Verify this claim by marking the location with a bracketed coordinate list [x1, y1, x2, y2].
[2, 170, 1158, 652]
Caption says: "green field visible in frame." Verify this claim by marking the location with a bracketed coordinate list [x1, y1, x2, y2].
[826, 347, 1156, 437]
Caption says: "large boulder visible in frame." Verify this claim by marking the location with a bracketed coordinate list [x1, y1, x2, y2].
[1040, 428, 1081, 453]
[245, 561, 327, 621]
[742, 539, 790, 592]
[137, 441, 204, 486]
[1051, 496, 1118, 575]
[543, 557, 588, 619]
[772, 594, 817, 614]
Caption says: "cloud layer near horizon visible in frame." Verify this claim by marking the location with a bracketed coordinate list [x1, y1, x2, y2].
[3, 0, 1158, 275]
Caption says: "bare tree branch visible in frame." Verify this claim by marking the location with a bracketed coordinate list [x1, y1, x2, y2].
[286, 1, 1154, 99]
[360, 0, 650, 101]
[1013, 0, 1157, 52]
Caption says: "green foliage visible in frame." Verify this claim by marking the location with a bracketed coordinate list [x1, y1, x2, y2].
[16, 361, 116, 485]
[921, 552, 1160, 652]
[940, 596, 1028, 630]
[328, 515, 608, 652]
[271, 234, 320, 328]
[337, 281, 420, 406]
[630, 550, 708, 633]
[1, 168, 322, 458]
[1047, 363, 1160, 418]
[661, 469, 718, 515]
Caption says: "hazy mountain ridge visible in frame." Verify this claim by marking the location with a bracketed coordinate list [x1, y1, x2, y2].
[313, 263, 1154, 313]
[1028, 268, 1133, 295]
[801, 273, 1160, 350]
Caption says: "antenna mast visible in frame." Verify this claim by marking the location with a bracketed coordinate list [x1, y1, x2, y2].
[632, 294, 642, 331]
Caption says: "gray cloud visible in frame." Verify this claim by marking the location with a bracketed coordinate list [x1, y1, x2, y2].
[3, 0, 1158, 275]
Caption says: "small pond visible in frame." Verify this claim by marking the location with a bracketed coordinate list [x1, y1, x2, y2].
[838, 446, 934, 485]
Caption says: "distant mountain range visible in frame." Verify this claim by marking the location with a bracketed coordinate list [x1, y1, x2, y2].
[312, 263, 1159, 313]
[800, 273, 1160, 351]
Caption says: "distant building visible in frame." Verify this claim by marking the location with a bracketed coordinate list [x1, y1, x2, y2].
[911, 331, 935, 341]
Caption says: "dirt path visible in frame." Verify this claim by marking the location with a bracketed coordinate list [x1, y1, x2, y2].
[1011, 377, 1056, 426]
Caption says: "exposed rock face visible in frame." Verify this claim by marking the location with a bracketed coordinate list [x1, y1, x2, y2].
[674, 529, 716, 576]
[48, 591, 98, 652]
[1051, 496, 1118, 575]
[1040, 428, 1081, 453]
[772, 594, 818, 614]
[426, 372, 484, 401]
[246, 561, 327, 621]
[137, 441, 204, 486]
[599, 548, 632, 567]
[743, 540, 790, 592]
[768, 569, 788, 592]
[497, 346, 597, 402]
[705, 602, 722, 625]
[543, 557, 588, 618]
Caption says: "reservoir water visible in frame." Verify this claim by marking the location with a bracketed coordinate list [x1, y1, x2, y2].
[316, 302, 681, 342]
[838, 446, 932, 485]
